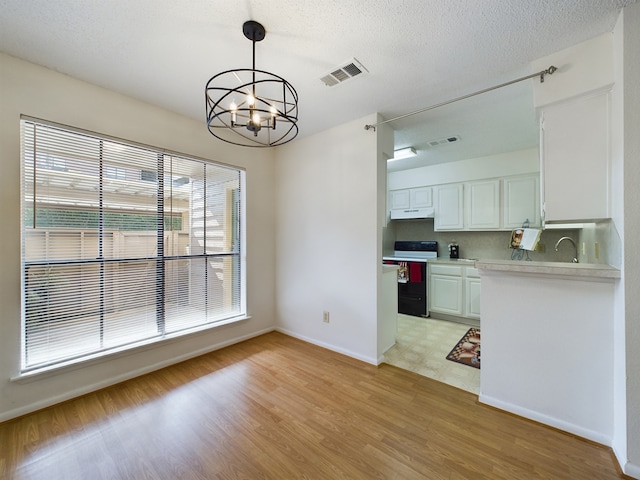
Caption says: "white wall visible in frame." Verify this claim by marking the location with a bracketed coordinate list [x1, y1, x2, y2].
[612, 8, 629, 472]
[621, 3, 640, 477]
[531, 33, 614, 107]
[388, 148, 539, 191]
[376, 120, 395, 360]
[274, 113, 387, 364]
[531, 14, 640, 477]
[480, 270, 615, 444]
[0, 53, 278, 421]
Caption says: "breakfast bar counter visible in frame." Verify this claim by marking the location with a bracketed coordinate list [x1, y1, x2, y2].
[476, 259, 619, 446]
[475, 259, 620, 280]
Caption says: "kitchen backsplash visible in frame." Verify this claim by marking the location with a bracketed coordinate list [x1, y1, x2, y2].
[387, 219, 609, 264]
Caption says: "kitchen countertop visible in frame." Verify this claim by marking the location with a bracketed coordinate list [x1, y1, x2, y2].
[385, 256, 620, 280]
[475, 258, 620, 280]
[428, 258, 478, 265]
[382, 264, 399, 273]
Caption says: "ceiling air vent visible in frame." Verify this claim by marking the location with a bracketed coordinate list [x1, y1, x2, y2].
[426, 135, 460, 148]
[320, 58, 368, 87]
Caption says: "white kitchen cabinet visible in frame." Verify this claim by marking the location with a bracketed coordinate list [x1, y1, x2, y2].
[434, 184, 463, 230]
[390, 186, 433, 210]
[503, 174, 540, 229]
[540, 89, 610, 222]
[389, 188, 411, 210]
[429, 264, 464, 316]
[411, 186, 433, 208]
[393, 173, 540, 231]
[466, 180, 501, 230]
[389, 186, 433, 219]
[429, 263, 480, 320]
[465, 267, 481, 320]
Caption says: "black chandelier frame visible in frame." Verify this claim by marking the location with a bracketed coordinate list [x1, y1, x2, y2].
[205, 21, 299, 147]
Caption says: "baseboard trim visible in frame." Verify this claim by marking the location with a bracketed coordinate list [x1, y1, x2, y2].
[275, 327, 378, 366]
[479, 393, 612, 447]
[0, 327, 275, 423]
[623, 461, 640, 479]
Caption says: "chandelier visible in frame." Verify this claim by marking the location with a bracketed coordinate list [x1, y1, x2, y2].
[205, 21, 299, 147]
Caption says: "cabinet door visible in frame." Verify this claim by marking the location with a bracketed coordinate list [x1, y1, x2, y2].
[411, 186, 433, 208]
[435, 184, 464, 231]
[541, 90, 610, 222]
[389, 189, 411, 210]
[465, 277, 481, 319]
[503, 175, 540, 229]
[466, 180, 500, 230]
[430, 274, 463, 316]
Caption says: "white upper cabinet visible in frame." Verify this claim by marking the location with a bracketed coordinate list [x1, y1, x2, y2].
[434, 184, 464, 230]
[465, 180, 501, 230]
[540, 90, 610, 222]
[503, 174, 540, 229]
[389, 189, 411, 210]
[389, 186, 433, 219]
[411, 186, 433, 208]
[435, 177, 539, 231]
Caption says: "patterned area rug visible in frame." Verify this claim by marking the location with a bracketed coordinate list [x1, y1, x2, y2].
[446, 328, 481, 369]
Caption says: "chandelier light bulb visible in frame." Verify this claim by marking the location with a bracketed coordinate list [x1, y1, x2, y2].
[247, 95, 255, 107]
[230, 101, 237, 124]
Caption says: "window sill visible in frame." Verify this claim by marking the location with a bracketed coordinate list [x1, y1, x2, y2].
[12, 314, 251, 384]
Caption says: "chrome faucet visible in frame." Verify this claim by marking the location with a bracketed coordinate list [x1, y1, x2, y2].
[554, 236, 579, 263]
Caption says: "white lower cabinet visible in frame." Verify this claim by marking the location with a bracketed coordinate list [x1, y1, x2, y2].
[429, 263, 480, 320]
[430, 265, 464, 316]
[465, 268, 481, 320]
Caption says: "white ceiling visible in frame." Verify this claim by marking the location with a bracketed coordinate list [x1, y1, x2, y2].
[0, 0, 635, 172]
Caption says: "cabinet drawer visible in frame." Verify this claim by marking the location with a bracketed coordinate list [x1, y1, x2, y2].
[430, 264, 463, 276]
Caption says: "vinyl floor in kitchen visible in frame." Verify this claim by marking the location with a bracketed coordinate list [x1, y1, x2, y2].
[383, 314, 481, 395]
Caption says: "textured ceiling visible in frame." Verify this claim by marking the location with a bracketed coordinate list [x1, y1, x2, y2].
[0, 0, 636, 171]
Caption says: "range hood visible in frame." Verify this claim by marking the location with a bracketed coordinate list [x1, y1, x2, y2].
[390, 207, 435, 220]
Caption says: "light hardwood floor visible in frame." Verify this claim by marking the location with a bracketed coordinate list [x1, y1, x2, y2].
[0, 332, 627, 479]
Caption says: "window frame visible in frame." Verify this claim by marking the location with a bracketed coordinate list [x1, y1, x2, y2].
[20, 116, 247, 376]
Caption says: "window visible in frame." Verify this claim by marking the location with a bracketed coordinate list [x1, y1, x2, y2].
[21, 118, 245, 373]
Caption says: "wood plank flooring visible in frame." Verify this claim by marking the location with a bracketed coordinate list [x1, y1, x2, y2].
[0, 332, 627, 479]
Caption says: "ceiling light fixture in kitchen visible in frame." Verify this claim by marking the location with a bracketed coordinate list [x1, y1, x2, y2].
[205, 20, 299, 147]
[390, 147, 417, 161]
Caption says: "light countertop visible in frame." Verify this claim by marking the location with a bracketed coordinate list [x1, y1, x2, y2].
[475, 258, 620, 280]
[428, 258, 478, 265]
[382, 264, 399, 273]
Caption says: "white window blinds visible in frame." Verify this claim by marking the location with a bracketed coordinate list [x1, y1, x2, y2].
[21, 119, 245, 373]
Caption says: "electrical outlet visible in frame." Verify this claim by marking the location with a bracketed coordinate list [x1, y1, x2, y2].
[581, 242, 587, 256]
[323, 311, 330, 323]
